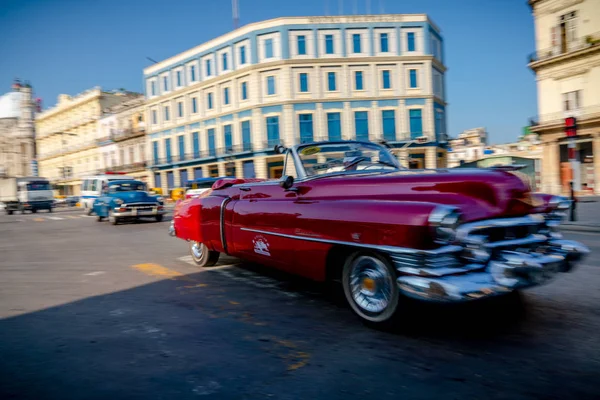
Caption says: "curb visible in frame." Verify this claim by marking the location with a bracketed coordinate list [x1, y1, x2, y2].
[561, 224, 600, 233]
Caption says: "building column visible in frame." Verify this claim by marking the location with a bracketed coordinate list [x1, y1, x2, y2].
[255, 157, 268, 179]
[235, 159, 244, 178]
[425, 147, 437, 169]
[398, 149, 409, 168]
[593, 134, 600, 195]
[218, 162, 226, 177]
[541, 140, 561, 194]
[201, 165, 209, 177]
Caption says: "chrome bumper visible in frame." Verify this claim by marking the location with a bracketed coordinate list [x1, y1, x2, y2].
[168, 220, 176, 237]
[113, 208, 166, 218]
[396, 239, 589, 302]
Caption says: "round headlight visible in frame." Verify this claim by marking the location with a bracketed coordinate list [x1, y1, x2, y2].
[429, 205, 462, 244]
[157, 196, 164, 203]
[114, 199, 124, 205]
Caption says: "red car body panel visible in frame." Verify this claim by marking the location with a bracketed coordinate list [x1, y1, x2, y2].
[172, 168, 551, 282]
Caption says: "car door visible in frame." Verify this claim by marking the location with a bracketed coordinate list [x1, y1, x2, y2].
[230, 182, 301, 272]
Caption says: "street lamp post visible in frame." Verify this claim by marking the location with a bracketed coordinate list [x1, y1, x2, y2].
[57, 131, 77, 195]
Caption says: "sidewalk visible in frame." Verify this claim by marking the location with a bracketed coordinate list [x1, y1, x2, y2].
[560, 198, 600, 233]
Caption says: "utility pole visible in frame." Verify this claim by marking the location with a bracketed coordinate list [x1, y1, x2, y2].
[232, 0, 239, 29]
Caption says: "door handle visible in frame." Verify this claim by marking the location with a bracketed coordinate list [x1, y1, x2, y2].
[239, 187, 251, 191]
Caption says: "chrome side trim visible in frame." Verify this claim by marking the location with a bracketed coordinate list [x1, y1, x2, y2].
[220, 197, 232, 254]
[240, 227, 462, 256]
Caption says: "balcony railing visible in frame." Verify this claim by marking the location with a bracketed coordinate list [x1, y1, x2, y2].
[529, 104, 600, 126]
[102, 162, 147, 173]
[149, 140, 283, 167]
[113, 127, 146, 142]
[528, 31, 600, 64]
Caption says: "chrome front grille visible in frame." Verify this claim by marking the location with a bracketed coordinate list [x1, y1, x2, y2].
[390, 253, 461, 269]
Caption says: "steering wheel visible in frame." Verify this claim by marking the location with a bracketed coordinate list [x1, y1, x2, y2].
[342, 156, 369, 171]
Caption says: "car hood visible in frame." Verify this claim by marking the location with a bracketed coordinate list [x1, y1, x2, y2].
[300, 168, 537, 222]
[114, 192, 158, 203]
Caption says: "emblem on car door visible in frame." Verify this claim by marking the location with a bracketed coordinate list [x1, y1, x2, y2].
[253, 235, 271, 256]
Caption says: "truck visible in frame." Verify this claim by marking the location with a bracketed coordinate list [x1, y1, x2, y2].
[0, 177, 54, 214]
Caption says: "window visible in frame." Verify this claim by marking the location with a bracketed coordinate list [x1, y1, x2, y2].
[164, 105, 170, 121]
[266, 116, 280, 146]
[407, 32, 416, 51]
[265, 38, 273, 58]
[563, 90, 581, 111]
[165, 138, 172, 163]
[206, 59, 212, 76]
[409, 69, 418, 88]
[325, 34, 334, 54]
[327, 112, 342, 141]
[152, 141, 159, 164]
[297, 35, 306, 55]
[241, 82, 248, 100]
[327, 72, 336, 91]
[267, 76, 276, 95]
[435, 109, 444, 139]
[382, 70, 391, 89]
[191, 97, 198, 114]
[223, 87, 230, 105]
[178, 136, 185, 161]
[190, 65, 196, 82]
[240, 46, 246, 65]
[241, 120, 251, 151]
[299, 114, 313, 143]
[177, 101, 183, 118]
[355, 71, 364, 90]
[224, 125, 233, 151]
[299, 73, 309, 92]
[222, 53, 228, 71]
[152, 110, 157, 124]
[208, 128, 216, 156]
[207, 92, 214, 109]
[163, 76, 169, 92]
[433, 70, 443, 98]
[352, 33, 361, 53]
[176, 70, 182, 87]
[354, 111, 369, 141]
[409, 109, 423, 139]
[150, 81, 156, 96]
[382, 110, 396, 141]
[192, 132, 200, 158]
[380, 33, 389, 52]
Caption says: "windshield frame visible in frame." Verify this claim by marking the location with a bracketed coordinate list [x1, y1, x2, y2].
[107, 181, 147, 193]
[288, 140, 403, 181]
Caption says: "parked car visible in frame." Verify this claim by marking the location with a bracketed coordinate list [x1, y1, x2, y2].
[169, 140, 589, 326]
[66, 196, 80, 207]
[93, 180, 166, 225]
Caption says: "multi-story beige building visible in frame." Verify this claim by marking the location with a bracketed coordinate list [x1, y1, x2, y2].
[528, 0, 600, 195]
[36, 88, 138, 195]
[97, 96, 148, 182]
[447, 127, 487, 167]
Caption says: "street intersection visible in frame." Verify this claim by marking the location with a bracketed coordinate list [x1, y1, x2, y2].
[1, 207, 600, 399]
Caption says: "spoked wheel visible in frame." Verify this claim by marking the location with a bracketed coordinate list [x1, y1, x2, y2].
[189, 241, 220, 267]
[108, 209, 119, 225]
[342, 252, 400, 325]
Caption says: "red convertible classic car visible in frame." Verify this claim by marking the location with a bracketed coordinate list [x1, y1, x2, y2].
[170, 140, 589, 325]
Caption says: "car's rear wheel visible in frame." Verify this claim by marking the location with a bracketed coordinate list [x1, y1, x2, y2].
[155, 214, 163, 222]
[189, 241, 220, 267]
[31, 209, 37, 214]
[342, 252, 400, 325]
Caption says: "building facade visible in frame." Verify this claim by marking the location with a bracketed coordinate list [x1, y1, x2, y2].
[0, 79, 37, 178]
[143, 14, 448, 192]
[447, 127, 487, 167]
[528, 0, 600, 195]
[36, 88, 139, 195]
[97, 96, 148, 182]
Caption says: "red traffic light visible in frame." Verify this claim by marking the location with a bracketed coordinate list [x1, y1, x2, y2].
[565, 117, 577, 137]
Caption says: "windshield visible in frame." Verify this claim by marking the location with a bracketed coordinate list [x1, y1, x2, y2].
[108, 182, 146, 193]
[186, 181, 215, 190]
[26, 182, 51, 191]
[296, 142, 401, 178]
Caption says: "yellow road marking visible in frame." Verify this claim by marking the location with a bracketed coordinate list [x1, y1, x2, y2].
[229, 301, 240, 305]
[130, 263, 196, 282]
[33, 218, 45, 222]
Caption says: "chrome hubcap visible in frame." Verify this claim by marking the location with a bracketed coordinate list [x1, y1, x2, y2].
[191, 241, 203, 260]
[349, 256, 393, 314]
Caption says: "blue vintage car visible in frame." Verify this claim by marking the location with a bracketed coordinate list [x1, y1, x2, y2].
[92, 180, 166, 225]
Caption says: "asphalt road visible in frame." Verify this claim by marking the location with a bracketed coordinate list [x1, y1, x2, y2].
[1, 208, 600, 400]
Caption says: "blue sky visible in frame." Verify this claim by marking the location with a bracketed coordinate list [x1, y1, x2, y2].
[0, 0, 537, 143]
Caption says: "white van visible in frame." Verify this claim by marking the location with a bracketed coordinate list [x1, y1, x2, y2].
[80, 173, 134, 214]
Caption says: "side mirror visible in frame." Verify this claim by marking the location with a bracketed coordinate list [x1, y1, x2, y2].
[274, 144, 287, 154]
[279, 175, 294, 190]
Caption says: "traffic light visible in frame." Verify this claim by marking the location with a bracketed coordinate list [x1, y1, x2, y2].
[565, 117, 577, 137]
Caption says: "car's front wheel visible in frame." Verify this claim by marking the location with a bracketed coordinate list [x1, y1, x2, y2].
[108, 209, 119, 225]
[189, 241, 220, 267]
[342, 252, 400, 325]
[155, 214, 163, 222]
